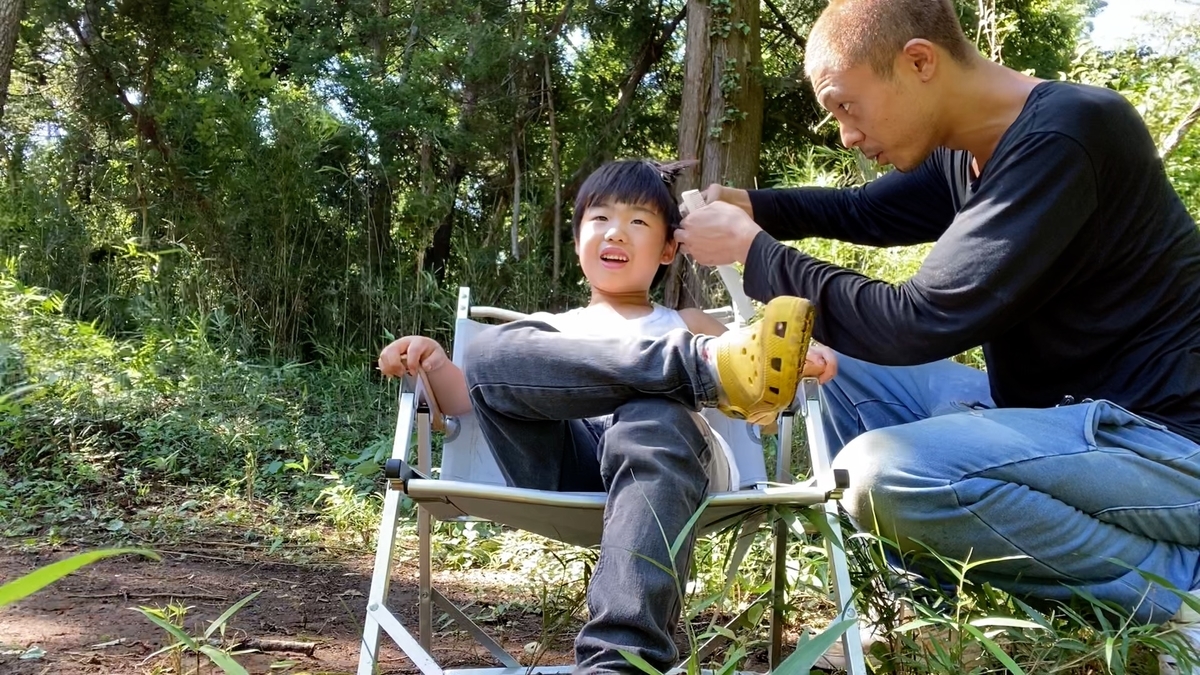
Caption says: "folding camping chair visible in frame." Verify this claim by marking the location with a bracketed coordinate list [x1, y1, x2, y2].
[357, 285, 868, 675]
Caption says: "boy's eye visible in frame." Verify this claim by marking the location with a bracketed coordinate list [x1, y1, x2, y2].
[632, 219, 648, 226]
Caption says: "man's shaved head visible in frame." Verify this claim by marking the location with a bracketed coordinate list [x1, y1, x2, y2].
[805, 0, 975, 79]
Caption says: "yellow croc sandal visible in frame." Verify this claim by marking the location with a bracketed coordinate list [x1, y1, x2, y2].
[709, 296, 815, 425]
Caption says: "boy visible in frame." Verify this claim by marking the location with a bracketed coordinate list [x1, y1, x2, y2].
[380, 159, 833, 673]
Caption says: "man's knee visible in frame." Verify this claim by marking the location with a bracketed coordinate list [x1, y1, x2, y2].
[832, 426, 923, 537]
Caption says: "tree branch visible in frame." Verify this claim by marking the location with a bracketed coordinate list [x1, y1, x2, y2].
[1160, 93, 1200, 160]
[567, 4, 687, 190]
[65, 14, 172, 160]
[763, 0, 806, 50]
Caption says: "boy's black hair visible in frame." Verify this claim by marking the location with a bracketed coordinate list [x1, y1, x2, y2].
[571, 159, 697, 242]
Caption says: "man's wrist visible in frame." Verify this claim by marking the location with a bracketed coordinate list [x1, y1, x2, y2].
[725, 187, 753, 218]
[735, 222, 764, 264]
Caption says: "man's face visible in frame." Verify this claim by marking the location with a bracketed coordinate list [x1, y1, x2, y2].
[812, 59, 937, 172]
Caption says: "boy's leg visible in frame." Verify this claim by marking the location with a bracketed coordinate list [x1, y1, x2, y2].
[464, 320, 718, 489]
[466, 294, 817, 435]
[467, 325, 721, 670]
[464, 317, 736, 420]
[574, 399, 713, 675]
[822, 356, 1200, 623]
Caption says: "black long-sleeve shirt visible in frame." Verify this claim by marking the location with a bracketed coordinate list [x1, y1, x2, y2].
[745, 80, 1200, 443]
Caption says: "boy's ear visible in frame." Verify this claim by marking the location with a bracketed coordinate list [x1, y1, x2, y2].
[660, 238, 679, 264]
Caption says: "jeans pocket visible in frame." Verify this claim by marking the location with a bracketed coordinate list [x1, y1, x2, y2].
[1084, 399, 1168, 440]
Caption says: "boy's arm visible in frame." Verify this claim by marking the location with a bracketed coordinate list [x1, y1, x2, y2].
[379, 336, 473, 416]
[678, 307, 729, 336]
[421, 362, 472, 416]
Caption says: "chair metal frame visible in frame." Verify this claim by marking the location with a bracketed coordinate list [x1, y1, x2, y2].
[357, 287, 867, 675]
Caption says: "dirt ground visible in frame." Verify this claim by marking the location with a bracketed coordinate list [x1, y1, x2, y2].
[0, 543, 581, 675]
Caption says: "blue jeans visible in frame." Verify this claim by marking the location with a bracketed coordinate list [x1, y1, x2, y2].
[826, 353, 1200, 623]
[463, 320, 722, 674]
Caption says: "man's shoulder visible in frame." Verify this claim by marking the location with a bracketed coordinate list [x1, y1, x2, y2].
[1018, 81, 1148, 151]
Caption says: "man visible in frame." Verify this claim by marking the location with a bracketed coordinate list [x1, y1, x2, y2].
[675, 0, 1200, 671]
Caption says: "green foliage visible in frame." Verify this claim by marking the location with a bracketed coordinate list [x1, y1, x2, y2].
[845, 529, 1186, 675]
[135, 590, 263, 675]
[0, 0, 1105, 360]
[0, 268, 396, 537]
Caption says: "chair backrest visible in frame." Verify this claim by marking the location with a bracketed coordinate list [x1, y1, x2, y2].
[438, 287, 769, 489]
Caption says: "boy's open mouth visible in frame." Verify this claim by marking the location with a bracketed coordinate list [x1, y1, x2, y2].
[599, 246, 629, 268]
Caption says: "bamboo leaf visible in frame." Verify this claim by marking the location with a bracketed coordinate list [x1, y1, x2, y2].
[0, 549, 158, 606]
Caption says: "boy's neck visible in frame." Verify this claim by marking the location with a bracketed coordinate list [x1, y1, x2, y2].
[588, 289, 655, 318]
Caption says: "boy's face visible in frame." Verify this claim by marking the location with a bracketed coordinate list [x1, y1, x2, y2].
[575, 200, 676, 296]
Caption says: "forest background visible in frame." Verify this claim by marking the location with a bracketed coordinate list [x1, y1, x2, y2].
[1, 0, 1200, 672]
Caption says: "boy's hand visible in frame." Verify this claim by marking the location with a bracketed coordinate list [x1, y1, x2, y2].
[379, 336, 451, 377]
[801, 343, 838, 384]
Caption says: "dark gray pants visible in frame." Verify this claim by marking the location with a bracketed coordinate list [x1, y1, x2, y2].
[464, 320, 720, 674]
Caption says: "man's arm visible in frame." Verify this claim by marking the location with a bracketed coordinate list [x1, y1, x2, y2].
[745, 132, 1098, 366]
[747, 150, 959, 246]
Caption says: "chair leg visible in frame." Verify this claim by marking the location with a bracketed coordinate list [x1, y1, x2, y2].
[770, 513, 789, 669]
[357, 483, 398, 675]
[358, 388, 445, 675]
[824, 503, 868, 675]
[418, 409, 434, 651]
[432, 588, 521, 667]
[801, 378, 869, 675]
[769, 412, 797, 669]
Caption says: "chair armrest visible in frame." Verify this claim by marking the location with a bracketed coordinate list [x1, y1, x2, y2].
[470, 306, 529, 323]
[411, 371, 448, 432]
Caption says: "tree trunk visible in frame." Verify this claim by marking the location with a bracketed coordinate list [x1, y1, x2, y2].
[669, 0, 764, 309]
[366, 0, 395, 277]
[0, 0, 22, 125]
[510, 130, 522, 260]
[424, 9, 482, 279]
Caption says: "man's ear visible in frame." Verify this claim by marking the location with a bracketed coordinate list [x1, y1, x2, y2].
[900, 39, 938, 82]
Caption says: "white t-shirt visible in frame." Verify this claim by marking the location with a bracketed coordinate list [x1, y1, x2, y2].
[527, 303, 689, 339]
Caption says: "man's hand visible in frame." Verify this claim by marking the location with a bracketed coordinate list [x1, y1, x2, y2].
[379, 336, 451, 377]
[801, 343, 838, 384]
[702, 184, 754, 219]
[677, 200, 763, 266]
